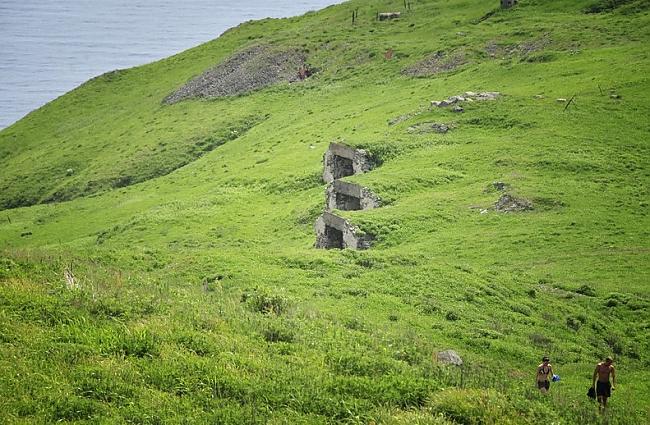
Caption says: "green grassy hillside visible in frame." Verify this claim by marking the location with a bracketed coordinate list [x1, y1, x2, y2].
[1, 0, 649, 423]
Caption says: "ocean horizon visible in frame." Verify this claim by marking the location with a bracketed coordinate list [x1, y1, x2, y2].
[0, 0, 342, 130]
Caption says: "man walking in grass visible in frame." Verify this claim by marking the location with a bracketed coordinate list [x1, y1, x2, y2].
[536, 356, 554, 393]
[593, 357, 616, 411]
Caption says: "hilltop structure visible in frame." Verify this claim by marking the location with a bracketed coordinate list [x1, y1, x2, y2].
[501, 0, 518, 8]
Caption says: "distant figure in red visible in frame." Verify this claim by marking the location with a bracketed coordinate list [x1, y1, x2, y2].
[536, 356, 554, 393]
[593, 357, 616, 411]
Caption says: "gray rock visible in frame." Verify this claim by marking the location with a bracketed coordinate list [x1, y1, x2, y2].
[437, 350, 463, 366]
[407, 122, 450, 134]
[452, 105, 464, 113]
[475, 91, 501, 100]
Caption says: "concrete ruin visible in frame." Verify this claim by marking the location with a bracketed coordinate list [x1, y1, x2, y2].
[501, 0, 518, 9]
[314, 212, 373, 250]
[326, 180, 380, 211]
[378, 12, 401, 21]
[322, 142, 373, 183]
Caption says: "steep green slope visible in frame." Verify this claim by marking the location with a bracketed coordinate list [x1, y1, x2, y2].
[1, 0, 649, 423]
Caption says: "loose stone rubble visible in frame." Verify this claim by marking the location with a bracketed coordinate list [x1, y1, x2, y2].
[431, 91, 501, 108]
[164, 45, 310, 104]
[495, 194, 533, 212]
[407, 122, 450, 134]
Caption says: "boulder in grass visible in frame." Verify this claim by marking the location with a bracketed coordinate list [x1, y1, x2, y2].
[436, 349, 463, 366]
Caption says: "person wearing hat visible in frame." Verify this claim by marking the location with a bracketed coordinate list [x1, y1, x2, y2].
[536, 356, 554, 393]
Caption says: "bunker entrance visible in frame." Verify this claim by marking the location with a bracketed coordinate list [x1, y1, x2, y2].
[336, 192, 361, 211]
[324, 225, 344, 249]
[332, 155, 354, 180]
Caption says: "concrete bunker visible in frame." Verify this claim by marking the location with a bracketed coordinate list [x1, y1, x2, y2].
[378, 12, 401, 21]
[322, 142, 373, 183]
[501, 0, 518, 9]
[315, 212, 373, 250]
[327, 180, 380, 211]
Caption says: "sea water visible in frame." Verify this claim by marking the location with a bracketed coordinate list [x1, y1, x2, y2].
[0, 0, 341, 129]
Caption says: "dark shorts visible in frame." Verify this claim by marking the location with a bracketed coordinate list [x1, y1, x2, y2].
[537, 380, 550, 390]
[596, 381, 611, 398]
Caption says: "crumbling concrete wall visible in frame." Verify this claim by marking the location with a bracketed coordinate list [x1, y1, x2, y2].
[326, 180, 380, 211]
[378, 12, 401, 21]
[322, 142, 373, 183]
[314, 212, 373, 250]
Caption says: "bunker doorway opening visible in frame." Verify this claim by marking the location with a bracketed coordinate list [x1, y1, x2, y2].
[324, 225, 344, 249]
[335, 192, 362, 211]
[332, 155, 354, 180]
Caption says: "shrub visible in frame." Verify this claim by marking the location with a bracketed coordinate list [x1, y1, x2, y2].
[241, 290, 289, 315]
[427, 388, 514, 425]
[174, 331, 213, 356]
[575, 284, 597, 297]
[418, 298, 439, 315]
[344, 317, 367, 331]
[445, 311, 460, 321]
[566, 316, 582, 331]
[510, 304, 532, 316]
[584, 0, 636, 14]
[529, 333, 552, 348]
[263, 323, 295, 343]
[49, 396, 99, 422]
[101, 328, 158, 358]
[342, 287, 369, 297]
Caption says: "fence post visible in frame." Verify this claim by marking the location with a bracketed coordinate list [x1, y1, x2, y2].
[460, 364, 465, 388]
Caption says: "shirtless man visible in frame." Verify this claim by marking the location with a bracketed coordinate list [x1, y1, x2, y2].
[536, 356, 554, 393]
[593, 357, 616, 410]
